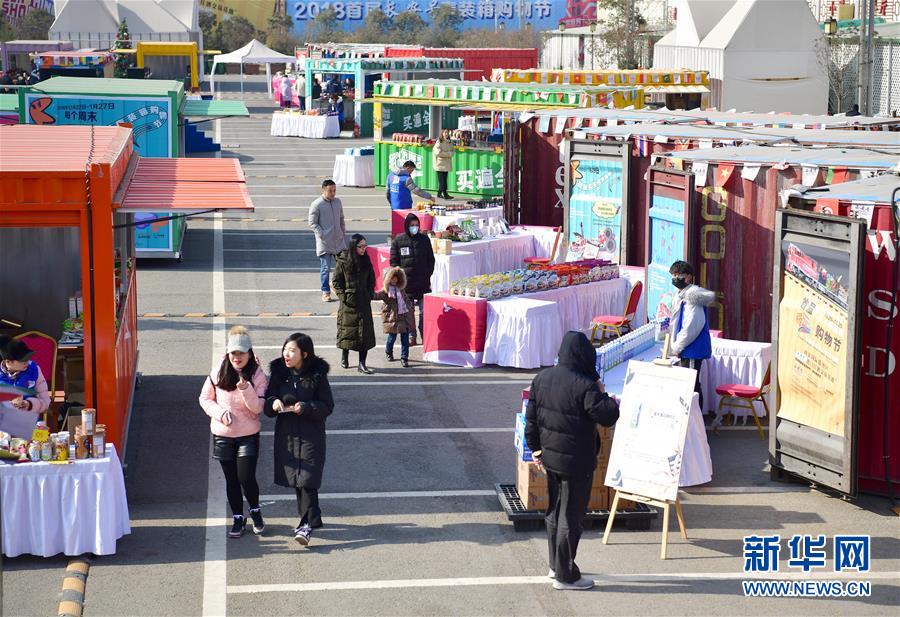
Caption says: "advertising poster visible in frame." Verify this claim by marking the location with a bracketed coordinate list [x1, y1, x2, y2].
[23, 94, 173, 158]
[646, 194, 686, 321]
[777, 241, 851, 437]
[605, 361, 697, 502]
[134, 213, 173, 252]
[566, 157, 623, 263]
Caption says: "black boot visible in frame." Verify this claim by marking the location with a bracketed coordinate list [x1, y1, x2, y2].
[358, 350, 374, 374]
[400, 357, 409, 368]
[340, 349, 349, 369]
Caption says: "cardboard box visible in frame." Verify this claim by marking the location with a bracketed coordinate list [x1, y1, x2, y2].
[517, 458, 548, 510]
[588, 486, 609, 511]
[437, 239, 453, 255]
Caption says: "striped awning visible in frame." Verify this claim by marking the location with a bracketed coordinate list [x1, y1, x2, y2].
[114, 157, 254, 212]
[644, 85, 710, 94]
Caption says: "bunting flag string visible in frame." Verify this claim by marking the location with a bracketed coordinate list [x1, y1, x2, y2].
[716, 163, 736, 187]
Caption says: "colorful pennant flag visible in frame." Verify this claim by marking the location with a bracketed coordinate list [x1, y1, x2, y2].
[825, 166, 849, 184]
[716, 163, 736, 187]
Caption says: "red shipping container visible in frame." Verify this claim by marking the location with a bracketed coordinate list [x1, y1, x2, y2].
[805, 176, 900, 497]
[385, 47, 538, 81]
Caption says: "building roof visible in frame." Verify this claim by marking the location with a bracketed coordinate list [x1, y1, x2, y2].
[0, 125, 131, 173]
[801, 173, 900, 203]
[663, 145, 899, 169]
[213, 39, 295, 65]
[26, 76, 185, 97]
[50, 0, 193, 37]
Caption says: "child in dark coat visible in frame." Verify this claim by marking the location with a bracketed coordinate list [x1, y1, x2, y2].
[373, 266, 416, 367]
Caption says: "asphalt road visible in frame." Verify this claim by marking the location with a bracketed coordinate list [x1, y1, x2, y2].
[2, 77, 898, 617]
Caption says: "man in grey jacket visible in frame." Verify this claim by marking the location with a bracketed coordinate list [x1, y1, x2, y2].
[309, 179, 346, 302]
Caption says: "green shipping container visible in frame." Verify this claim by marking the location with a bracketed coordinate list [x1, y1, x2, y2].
[375, 141, 503, 197]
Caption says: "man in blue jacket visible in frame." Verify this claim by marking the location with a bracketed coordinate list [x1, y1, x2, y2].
[668, 260, 715, 409]
[386, 161, 434, 210]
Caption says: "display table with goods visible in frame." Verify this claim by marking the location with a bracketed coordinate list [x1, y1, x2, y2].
[332, 148, 375, 187]
[390, 199, 505, 235]
[424, 262, 628, 369]
[270, 110, 340, 139]
[0, 413, 130, 557]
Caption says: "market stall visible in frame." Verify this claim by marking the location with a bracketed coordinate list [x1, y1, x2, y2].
[332, 146, 374, 188]
[373, 79, 645, 199]
[34, 50, 115, 79]
[789, 173, 900, 497]
[0, 39, 73, 71]
[210, 39, 295, 98]
[651, 145, 898, 342]
[492, 68, 712, 110]
[19, 77, 249, 260]
[302, 57, 466, 137]
[0, 125, 254, 456]
[270, 109, 340, 138]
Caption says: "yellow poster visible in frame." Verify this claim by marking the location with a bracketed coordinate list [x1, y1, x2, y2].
[777, 274, 849, 436]
[200, 0, 277, 33]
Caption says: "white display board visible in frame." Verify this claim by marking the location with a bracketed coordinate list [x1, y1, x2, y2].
[604, 361, 697, 502]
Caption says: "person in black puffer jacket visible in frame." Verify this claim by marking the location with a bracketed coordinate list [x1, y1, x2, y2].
[525, 331, 619, 591]
[389, 212, 435, 343]
[264, 332, 334, 547]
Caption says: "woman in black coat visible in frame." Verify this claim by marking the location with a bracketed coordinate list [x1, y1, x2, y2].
[264, 332, 333, 546]
[332, 233, 377, 374]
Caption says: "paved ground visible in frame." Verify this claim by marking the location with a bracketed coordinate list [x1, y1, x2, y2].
[1, 76, 898, 617]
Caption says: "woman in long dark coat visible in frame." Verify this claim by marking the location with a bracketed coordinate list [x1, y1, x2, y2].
[332, 233, 377, 374]
[264, 332, 333, 546]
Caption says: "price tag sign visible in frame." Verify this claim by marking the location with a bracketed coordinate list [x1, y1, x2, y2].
[32, 428, 50, 443]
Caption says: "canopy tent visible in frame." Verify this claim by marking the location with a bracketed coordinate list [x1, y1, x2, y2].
[211, 39, 294, 97]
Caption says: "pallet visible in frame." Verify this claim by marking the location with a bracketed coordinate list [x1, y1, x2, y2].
[496, 483, 658, 532]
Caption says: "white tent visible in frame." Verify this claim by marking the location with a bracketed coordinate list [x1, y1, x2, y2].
[211, 39, 295, 97]
[653, 0, 828, 114]
[50, 0, 199, 50]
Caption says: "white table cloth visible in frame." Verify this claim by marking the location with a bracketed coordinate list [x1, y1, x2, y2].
[270, 112, 340, 138]
[483, 298, 560, 368]
[482, 278, 629, 369]
[433, 207, 504, 231]
[701, 338, 772, 420]
[431, 251, 478, 293]
[332, 154, 374, 187]
[603, 348, 712, 487]
[0, 445, 130, 557]
[455, 231, 549, 275]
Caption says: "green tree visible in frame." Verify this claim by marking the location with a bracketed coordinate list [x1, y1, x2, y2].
[112, 19, 133, 78]
[423, 4, 464, 47]
[13, 8, 54, 40]
[390, 11, 427, 44]
[199, 10, 219, 50]
[595, 0, 646, 69]
[351, 9, 390, 44]
[265, 11, 299, 54]
[215, 15, 260, 53]
[0, 14, 16, 44]
[303, 8, 347, 43]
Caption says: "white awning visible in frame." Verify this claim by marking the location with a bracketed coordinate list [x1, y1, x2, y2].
[644, 85, 711, 94]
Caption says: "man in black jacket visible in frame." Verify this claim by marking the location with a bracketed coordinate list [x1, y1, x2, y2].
[389, 212, 435, 345]
[525, 331, 620, 591]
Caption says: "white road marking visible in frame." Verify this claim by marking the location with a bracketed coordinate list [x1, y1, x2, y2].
[248, 377, 533, 385]
[258, 428, 513, 436]
[227, 571, 900, 595]
[684, 486, 808, 494]
[225, 288, 322, 291]
[202, 114, 228, 617]
[260, 490, 496, 501]
[224, 249, 316, 252]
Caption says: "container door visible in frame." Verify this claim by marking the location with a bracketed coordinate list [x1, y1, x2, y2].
[644, 166, 695, 321]
[563, 139, 630, 264]
[771, 210, 866, 496]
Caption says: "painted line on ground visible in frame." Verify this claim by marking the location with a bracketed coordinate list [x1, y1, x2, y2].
[258, 379, 533, 385]
[224, 249, 316, 252]
[202, 116, 228, 617]
[259, 428, 513, 436]
[57, 556, 92, 617]
[225, 288, 322, 292]
[261, 490, 496, 501]
[140, 313, 333, 318]
[685, 485, 808, 494]
[226, 570, 900, 595]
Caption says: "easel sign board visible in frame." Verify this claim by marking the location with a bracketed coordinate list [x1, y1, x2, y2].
[605, 360, 697, 502]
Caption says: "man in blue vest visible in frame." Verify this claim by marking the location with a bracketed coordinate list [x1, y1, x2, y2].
[386, 161, 434, 210]
[669, 260, 715, 409]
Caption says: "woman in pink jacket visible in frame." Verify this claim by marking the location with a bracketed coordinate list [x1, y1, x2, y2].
[199, 326, 269, 539]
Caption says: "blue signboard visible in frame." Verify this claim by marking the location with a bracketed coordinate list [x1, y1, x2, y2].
[647, 194, 686, 321]
[22, 93, 173, 158]
[291, 0, 566, 30]
[566, 157, 624, 263]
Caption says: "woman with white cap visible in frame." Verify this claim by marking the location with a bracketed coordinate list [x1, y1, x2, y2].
[199, 326, 269, 539]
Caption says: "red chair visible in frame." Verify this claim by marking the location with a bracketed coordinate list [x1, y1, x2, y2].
[590, 281, 643, 343]
[715, 362, 771, 440]
[524, 226, 562, 267]
[14, 330, 65, 428]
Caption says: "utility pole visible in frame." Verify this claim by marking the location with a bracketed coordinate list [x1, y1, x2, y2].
[858, 0, 876, 115]
[866, 0, 876, 114]
[626, 0, 636, 69]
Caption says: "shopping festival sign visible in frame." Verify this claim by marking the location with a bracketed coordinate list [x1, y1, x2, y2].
[605, 360, 697, 502]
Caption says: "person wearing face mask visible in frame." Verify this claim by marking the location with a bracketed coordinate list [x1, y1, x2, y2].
[390, 212, 435, 345]
[332, 233, 377, 374]
[265, 332, 334, 546]
[199, 326, 269, 539]
[668, 260, 715, 409]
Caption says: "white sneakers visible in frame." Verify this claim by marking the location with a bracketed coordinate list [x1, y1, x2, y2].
[552, 576, 595, 591]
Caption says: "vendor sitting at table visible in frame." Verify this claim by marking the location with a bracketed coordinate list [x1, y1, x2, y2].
[386, 161, 434, 210]
[327, 93, 344, 127]
[0, 335, 50, 415]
